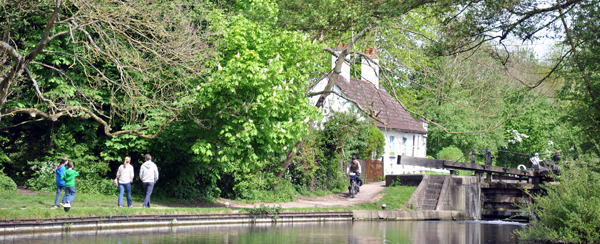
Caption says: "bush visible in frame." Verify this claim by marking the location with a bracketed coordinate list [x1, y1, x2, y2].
[436, 146, 463, 161]
[0, 174, 17, 194]
[236, 179, 298, 203]
[247, 204, 282, 215]
[517, 160, 600, 243]
[25, 160, 115, 195]
[24, 160, 56, 192]
[359, 125, 386, 160]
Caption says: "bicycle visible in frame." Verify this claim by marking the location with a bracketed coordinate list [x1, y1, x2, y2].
[348, 173, 361, 198]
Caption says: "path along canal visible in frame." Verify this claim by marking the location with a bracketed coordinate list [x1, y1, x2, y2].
[2, 220, 525, 244]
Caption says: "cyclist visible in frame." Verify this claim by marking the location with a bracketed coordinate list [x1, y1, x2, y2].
[346, 155, 363, 191]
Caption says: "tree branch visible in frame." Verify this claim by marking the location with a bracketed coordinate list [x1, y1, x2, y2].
[25, 0, 62, 61]
[25, 67, 56, 107]
[307, 90, 387, 125]
[1, 106, 173, 139]
[557, 0, 600, 115]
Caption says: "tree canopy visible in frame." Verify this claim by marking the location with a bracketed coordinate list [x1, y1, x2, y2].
[1, 0, 217, 137]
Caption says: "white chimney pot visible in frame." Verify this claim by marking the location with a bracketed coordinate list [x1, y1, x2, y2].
[361, 48, 379, 88]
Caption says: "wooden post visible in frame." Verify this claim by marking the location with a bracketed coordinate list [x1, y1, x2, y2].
[485, 149, 492, 166]
[485, 149, 492, 182]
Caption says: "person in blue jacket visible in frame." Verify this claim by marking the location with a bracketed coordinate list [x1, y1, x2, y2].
[54, 157, 68, 208]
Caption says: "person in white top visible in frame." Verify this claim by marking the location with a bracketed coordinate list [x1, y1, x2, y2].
[529, 152, 544, 170]
[139, 154, 159, 208]
[116, 157, 134, 207]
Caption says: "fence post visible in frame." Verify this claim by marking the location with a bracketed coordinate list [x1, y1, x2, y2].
[485, 149, 492, 166]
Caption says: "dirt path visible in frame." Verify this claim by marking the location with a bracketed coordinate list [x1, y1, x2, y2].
[229, 181, 387, 209]
[17, 186, 37, 195]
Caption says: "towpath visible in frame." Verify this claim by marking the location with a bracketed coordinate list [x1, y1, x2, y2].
[229, 181, 386, 209]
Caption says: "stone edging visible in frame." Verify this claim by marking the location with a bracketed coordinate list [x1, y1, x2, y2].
[352, 210, 466, 221]
[0, 210, 470, 234]
[0, 212, 352, 234]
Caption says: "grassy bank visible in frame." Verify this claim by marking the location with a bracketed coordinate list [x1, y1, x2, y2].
[350, 185, 416, 211]
[0, 192, 230, 220]
[0, 185, 416, 220]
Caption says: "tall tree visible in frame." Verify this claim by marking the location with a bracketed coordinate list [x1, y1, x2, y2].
[0, 0, 217, 137]
[187, 14, 323, 197]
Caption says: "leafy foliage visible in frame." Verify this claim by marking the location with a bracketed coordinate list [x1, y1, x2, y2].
[287, 111, 385, 192]
[247, 204, 283, 215]
[187, 14, 323, 199]
[361, 125, 386, 160]
[0, 0, 218, 137]
[0, 169, 17, 194]
[436, 146, 463, 161]
[25, 159, 114, 195]
[517, 160, 600, 243]
[558, 0, 600, 156]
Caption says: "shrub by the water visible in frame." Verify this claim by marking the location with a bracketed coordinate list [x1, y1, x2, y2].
[236, 179, 298, 203]
[517, 159, 600, 243]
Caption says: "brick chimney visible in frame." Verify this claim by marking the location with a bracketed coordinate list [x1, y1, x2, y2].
[361, 47, 379, 88]
[331, 43, 351, 82]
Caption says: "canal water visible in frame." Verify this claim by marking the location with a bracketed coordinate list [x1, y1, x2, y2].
[1, 220, 526, 244]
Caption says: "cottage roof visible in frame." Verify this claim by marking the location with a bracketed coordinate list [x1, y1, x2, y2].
[334, 76, 427, 134]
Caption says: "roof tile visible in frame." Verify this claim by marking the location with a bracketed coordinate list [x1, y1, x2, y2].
[334, 76, 427, 134]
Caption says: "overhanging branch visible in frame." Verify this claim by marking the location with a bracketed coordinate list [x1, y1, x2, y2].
[1, 106, 173, 139]
[307, 90, 386, 125]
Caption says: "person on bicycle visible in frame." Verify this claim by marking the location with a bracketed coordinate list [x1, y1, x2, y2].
[346, 155, 363, 189]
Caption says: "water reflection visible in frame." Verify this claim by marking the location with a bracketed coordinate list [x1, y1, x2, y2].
[0, 220, 525, 244]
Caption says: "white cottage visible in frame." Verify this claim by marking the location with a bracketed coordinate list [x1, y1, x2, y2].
[310, 46, 432, 175]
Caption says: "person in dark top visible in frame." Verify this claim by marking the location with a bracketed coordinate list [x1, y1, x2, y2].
[552, 151, 561, 162]
[346, 155, 363, 187]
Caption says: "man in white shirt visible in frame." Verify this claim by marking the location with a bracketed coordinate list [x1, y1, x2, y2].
[529, 152, 544, 170]
[139, 154, 159, 208]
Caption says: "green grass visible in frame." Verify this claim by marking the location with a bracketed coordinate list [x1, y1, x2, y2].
[0, 206, 232, 220]
[0, 184, 417, 220]
[0, 192, 229, 220]
[0, 191, 205, 209]
[348, 185, 416, 211]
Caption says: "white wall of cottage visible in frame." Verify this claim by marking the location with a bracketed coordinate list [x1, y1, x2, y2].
[379, 129, 441, 175]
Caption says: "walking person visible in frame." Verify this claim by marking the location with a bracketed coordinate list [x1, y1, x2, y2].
[116, 157, 135, 208]
[54, 157, 68, 208]
[61, 161, 79, 204]
[139, 154, 158, 208]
